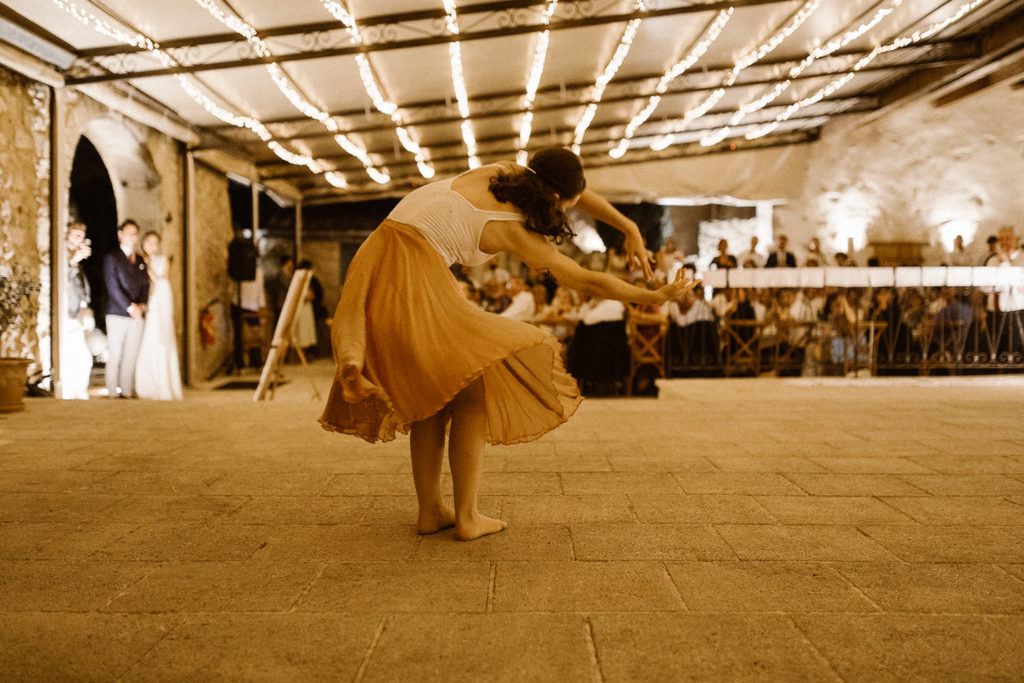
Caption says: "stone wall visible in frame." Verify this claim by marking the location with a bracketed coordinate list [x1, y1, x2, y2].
[779, 80, 1024, 264]
[0, 66, 50, 368]
[192, 162, 235, 381]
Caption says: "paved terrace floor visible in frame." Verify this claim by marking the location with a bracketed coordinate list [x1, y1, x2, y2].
[2, 360, 1024, 681]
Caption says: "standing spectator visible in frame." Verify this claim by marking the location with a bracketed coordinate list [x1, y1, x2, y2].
[62, 221, 93, 400]
[947, 235, 971, 266]
[134, 232, 182, 401]
[103, 220, 149, 399]
[981, 235, 999, 265]
[656, 236, 686, 280]
[765, 234, 797, 267]
[737, 236, 764, 268]
[984, 225, 1024, 354]
[805, 237, 829, 266]
[711, 239, 737, 269]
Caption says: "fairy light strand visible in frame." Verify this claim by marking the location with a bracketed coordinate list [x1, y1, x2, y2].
[49, 0, 349, 188]
[743, 0, 990, 141]
[572, 1, 646, 154]
[518, 0, 560, 166]
[443, 0, 480, 169]
[651, 0, 821, 151]
[319, 1, 434, 179]
[192, 0, 388, 183]
[609, 8, 733, 158]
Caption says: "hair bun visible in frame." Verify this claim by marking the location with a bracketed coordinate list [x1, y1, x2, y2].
[528, 147, 585, 198]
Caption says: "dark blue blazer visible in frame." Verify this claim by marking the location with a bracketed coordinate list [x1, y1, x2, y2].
[104, 249, 149, 317]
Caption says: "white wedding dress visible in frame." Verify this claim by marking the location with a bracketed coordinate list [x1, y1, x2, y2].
[135, 254, 183, 400]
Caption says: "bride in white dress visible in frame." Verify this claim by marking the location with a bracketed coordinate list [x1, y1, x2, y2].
[135, 232, 183, 400]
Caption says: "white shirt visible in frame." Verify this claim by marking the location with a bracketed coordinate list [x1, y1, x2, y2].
[500, 290, 536, 321]
[737, 249, 764, 268]
[573, 298, 626, 325]
[668, 299, 714, 327]
[986, 250, 1024, 312]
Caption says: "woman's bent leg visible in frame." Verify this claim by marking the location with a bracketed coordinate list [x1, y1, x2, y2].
[448, 378, 507, 541]
[409, 409, 455, 534]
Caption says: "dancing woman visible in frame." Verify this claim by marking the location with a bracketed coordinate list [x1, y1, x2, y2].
[320, 148, 697, 540]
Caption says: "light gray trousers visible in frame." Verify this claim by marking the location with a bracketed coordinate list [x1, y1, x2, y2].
[105, 314, 144, 398]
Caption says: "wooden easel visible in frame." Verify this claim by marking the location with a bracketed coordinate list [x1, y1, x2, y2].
[253, 268, 322, 401]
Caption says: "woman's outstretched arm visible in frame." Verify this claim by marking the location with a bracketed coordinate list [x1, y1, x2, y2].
[484, 222, 696, 306]
[576, 189, 654, 280]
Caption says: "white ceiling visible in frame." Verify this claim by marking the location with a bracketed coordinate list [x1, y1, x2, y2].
[1, 0, 1020, 200]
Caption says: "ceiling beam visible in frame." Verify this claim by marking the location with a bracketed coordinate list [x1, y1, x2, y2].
[63, 0, 797, 85]
[74, 0, 792, 58]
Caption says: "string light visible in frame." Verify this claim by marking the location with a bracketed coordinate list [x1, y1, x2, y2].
[609, 8, 733, 158]
[443, 0, 480, 169]
[193, 0, 388, 183]
[724, 0, 903, 130]
[518, 0, 560, 165]
[642, 0, 819, 152]
[572, 1, 646, 154]
[744, 0, 990, 140]
[319, 1, 434, 179]
[49, 0, 349, 187]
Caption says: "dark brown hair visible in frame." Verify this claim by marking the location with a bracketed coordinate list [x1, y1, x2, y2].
[488, 147, 586, 243]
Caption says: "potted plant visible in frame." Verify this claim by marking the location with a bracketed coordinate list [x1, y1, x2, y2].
[0, 263, 41, 412]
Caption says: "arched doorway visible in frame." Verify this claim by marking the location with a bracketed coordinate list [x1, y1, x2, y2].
[69, 135, 117, 335]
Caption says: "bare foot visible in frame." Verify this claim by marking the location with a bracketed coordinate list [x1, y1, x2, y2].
[417, 505, 456, 535]
[454, 514, 507, 541]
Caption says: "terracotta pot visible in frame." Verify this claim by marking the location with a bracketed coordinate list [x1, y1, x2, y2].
[0, 358, 31, 413]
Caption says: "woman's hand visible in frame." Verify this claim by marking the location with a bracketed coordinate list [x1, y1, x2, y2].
[656, 270, 700, 303]
[623, 225, 654, 280]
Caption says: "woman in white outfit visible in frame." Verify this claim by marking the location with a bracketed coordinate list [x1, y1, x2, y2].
[135, 232, 183, 400]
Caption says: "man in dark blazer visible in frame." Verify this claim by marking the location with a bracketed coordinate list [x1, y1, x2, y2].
[103, 220, 149, 398]
[765, 234, 798, 268]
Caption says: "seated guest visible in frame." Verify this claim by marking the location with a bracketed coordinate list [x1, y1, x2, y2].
[934, 287, 973, 327]
[765, 234, 797, 267]
[656, 236, 686, 281]
[669, 289, 714, 328]
[566, 295, 629, 394]
[499, 277, 536, 321]
[834, 252, 858, 267]
[534, 287, 578, 344]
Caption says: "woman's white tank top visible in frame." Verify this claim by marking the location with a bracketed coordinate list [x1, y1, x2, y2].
[387, 167, 523, 266]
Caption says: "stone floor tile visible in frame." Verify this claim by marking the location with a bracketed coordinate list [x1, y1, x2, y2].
[108, 494, 249, 524]
[715, 524, 896, 561]
[590, 613, 837, 681]
[318, 473, 415, 496]
[493, 561, 682, 612]
[673, 472, 807, 495]
[859, 525, 1024, 563]
[666, 561, 877, 613]
[794, 614, 1023, 681]
[362, 614, 598, 682]
[1001, 564, 1024, 581]
[202, 471, 335, 496]
[907, 454, 1024, 474]
[0, 522, 136, 560]
[833, 562, 1024, 614]
[416, 524, 572, 561]
[503, 494, 635, 524]
[917, 439, 1024, 456]
[220, 495, 378, 525]
[254, 524, 419, 561]
[570, 523, 737, 561]
[809, 456, 934, 474]
[93, 523, 271, 562]
[0, 560, 155, 611]
[297, 561, 489, 612]
[0, 492, 124, 523]
[123, 613, 378, 682]
[606, 455, 719, 472]
[733, 441, 842, 457]
[554, 440, 632, 458]
[0, 613, 177, 681]
[84, 470, 227, 494]
[503, 451, 611, 472]
[476, 472, 562, 495]
[880, 496, 1024, 525]
[629, 494, 776, 524]
[0, 468, 117, 492]
[104, 561, 319, 613]
[560, 472, 681, 495]
[755, 496, 917, 525]
[706, 456, 827, 473]
[360, 495, 502, 526]
[783, 473, 929, 496]
[897, 474, 1024, 496]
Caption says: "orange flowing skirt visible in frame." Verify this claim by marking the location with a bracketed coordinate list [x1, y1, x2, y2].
[318, 220, 582, 444]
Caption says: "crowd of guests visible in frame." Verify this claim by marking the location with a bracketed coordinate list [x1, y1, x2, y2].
[454, 224, 1023, 381]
